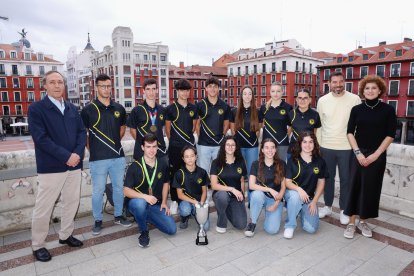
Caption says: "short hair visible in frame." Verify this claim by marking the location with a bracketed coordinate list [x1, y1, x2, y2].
[175, 79, 192, 90]
[270, 81, 282, 87]
[96, 74, 111, 83]
[42, 70, 64, 86]
[144, 78, 157, 89]
[181, 145, 197, 157]
[141, 132, 158, 146]
[206, 76, 220, 87]
[358, 75, 387, 98]
[296, 88, 311, 96]
[329, 71, 344, 82]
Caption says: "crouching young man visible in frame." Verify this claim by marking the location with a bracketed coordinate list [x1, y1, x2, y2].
[124, 133, 176, 247]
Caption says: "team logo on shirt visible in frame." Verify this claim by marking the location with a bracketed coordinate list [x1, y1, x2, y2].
[189, 110, 195, 117]
[309, 119, 315, 125]
[237, 167, 242, 174]
[218, 109, 224, 115]
[159, 114, 164, 120]
[279, 109, 286, 115]
[157, 172, 163, 179]
[197, 178, 203, 184]
[313, 167, 319, 174]
[114, 111, 120, 118]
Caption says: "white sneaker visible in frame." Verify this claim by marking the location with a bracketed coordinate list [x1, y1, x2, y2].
[357, 221, 372, 238]
[344, 224, 356, 239]
[340, 210, 350, 225]
[283, 228, 294, 239]
[216, 226, 226, 234]
[318, 206, 332, 218]
[170, 201, 178, 215]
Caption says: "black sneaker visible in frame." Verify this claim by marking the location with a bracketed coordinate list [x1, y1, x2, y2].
[179, 216, 190, 229]
[138, 230, 150, 247]
[114, 216, 132, 227]
[244, 223, 256, 237]
[92, 220, 102, 236]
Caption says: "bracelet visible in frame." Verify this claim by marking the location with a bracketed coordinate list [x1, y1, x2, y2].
[353, 148, 361, 156]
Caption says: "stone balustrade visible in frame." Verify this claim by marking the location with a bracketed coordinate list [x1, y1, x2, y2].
[0, 142, 413, 235]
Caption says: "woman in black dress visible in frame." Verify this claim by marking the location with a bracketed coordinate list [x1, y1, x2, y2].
[344, 75, 396, 239]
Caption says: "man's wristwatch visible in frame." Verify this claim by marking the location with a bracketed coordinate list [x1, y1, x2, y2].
[353, 148, 361, 156]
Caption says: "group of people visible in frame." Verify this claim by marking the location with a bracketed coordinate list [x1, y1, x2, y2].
[28, 70, 396, 262]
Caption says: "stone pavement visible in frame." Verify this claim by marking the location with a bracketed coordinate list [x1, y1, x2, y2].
[0, 202, 413, 276]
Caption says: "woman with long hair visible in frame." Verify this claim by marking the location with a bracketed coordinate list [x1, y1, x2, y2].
[244, 138, 286, 237]
[259, 82, 292, 162]
[210, 136, 247, 233]
[284, 131, 327, 239]
[343, 75, 396, 239]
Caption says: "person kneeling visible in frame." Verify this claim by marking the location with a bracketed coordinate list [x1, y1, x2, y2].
[245, 138, 286, 237]
[172, 145, 210, 230]
[124, 133, 177, 248]
[284, 131, 327, 239]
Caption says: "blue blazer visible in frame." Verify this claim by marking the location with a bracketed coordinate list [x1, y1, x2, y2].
[28, 96, 86, 173]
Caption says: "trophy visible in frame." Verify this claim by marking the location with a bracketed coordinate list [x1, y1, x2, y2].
[195, 202, 209, 245]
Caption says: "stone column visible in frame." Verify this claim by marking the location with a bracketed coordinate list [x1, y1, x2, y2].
[23, 117, 28, 133]
[0, 119, 3, 134]
[401, 121, 407, 145]
[11, 117, 16, 135]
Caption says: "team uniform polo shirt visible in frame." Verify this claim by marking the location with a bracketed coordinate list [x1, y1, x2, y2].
[165, 102, 198, 147]
[230, 107, 259, 148]
[286, 156, 328, 199]
[197, 98, 230, 146]
[250, 160, 286, 196]
[124, 157, 169, 203]
[210, 159, 247, 192]
[127, 101, 167, 160]
[171, 165, 209, 202]
[81, 99, 126, 161]
[259, 101, 292, 146]
[289, 108, 321, 143]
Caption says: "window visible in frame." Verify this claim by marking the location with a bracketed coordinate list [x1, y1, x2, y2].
[124, 77, 131, 86]
[282, 74, 287, 84]
[124, 101, 132, 108]
[144, 54, 148, 61]
[38, 53, 44, 61]
[388, 100, 397, 113]
[324, 83, 329, 93]
[161, 78, 166, 87]
[396, 49, 402, 57]
[362, 54, 369, 60]
[26, 65, 33, 75]
[410, 62, 414, 76]
[345, 82, 353, 93]
[324, 69, 330, 80]
[3, 106, 10, 116]
[409, 80, 414, 96]
[337, 57, 343, 63]
[282, 61, 287, 71]
[335, 68, 342, 73]
[14, 91, 21, 101]
[13, 78, 19, 88]
[194, 89, 198, 99]
[262, 64, 266, 74]
[253, 76, 257, 85]
[152, 55, 156, 61]
[390, 64, 401, 77]
[237, 78, 241, 86]
[124, 89, 132, 98]
[295, 61, 299, 71]
[360, 66, 368, 78]
[0, 64, 4, 74]
[39, 66, 45, 75]
[161, 89, 167, 98]
[24, 52, 31, 60]
[407, 101, 414, 117]
[245, 66, 249, 75]
[224, 80, 228, 88]
[201, 89, 205, 98]
[12, 65, 18, 75]
[123, 65, 131, 74]
[271, 74, 276, 83]
[348, 56, 354, 62]
[160, 54, 167, 62]
[28, 91, 34, 102]
[0, 50, 4, 58]
[229, 68, 233, 76]
[295, 74, 299, 84]
[10, 51, 17, 58]
[144, 68, 149, 75]
[253, 65, 257, 74]
[302, 62, 306, 72]
[376, 65, 385, 78]
[309, 64, 313, 74]
[389, 80, 399, 96]
[160, 69, 166, 76]
[282, 85, 286, 96]
[253, 87, 257, 95]
[52, 66, 57, 71]
[16, 105, 22, 115]
[261, 86, 266, 96]
[261, 75, 266, 84]
[237, 87, 241, 96]
[27, 78, 34, 88]
[194, 80, 198, 88]
[244, 77, 248, 85]
[346, 67, 353, 79]
[230, 88, 233, 97]
[0, 78, 6, 88]
[272, 62, 276, 72]
[152, 69, 157, 76]
[379, 52, 385, 59]
[41, 91, 46, 99]
[1, 91, 8, 101]
[237, 67, 241, 76]
[261, 98, 266, 105]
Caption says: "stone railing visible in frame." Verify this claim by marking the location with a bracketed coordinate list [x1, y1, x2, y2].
[0, 142, 413, 235]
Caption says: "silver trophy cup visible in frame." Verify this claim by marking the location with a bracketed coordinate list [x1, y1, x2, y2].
[195, 202, 209, 245]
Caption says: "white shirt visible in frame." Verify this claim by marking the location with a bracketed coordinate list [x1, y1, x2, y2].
[48, 95, 65, 115]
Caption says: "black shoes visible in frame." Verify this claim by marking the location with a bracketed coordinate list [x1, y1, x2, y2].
[33, 247, 52, 262]
[59, 235, 84, 247]
[179, 216, 190, 229]
[138, 231, 150, 248]
[92, 220, 103, 236]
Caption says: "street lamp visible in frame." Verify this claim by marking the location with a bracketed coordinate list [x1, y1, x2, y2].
[0, 16, 8, 21]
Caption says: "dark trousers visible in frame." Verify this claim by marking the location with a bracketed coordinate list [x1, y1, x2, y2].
[168, 145, 184, 202]
[213, 191, 247, 230]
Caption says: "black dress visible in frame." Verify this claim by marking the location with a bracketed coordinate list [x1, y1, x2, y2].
[344, 99, 397, 218]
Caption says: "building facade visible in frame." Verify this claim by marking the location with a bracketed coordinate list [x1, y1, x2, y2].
[0, 34, 64, 134]
[226, 39, 324, 108]
[91, 26, 169, 112]
[318, 38, 414, 144]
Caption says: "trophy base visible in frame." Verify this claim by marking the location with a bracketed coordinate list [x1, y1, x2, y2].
[196, 235, 208, 245]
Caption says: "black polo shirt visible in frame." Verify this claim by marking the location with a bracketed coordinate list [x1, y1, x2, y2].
[197, 98, 230, 146]
[250, 160, 285, 194]
[165, 101, 198, 147]
[210, 158, 247, 192]
[124, 157, 169, 202]
[127, 101, 166, 160]
[81, 99, 126, 161]
[289, 108, 321, 144]
[259, 101, 292, 146]
[230, 107, 259, 148]
[171, 165, 209, 202]
[286, 156, 328, 198]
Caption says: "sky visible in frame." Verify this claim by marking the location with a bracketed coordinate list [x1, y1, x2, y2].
[1, 0, 414, 67]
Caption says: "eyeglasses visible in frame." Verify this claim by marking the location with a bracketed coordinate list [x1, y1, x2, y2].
[97, 85, 112, 90]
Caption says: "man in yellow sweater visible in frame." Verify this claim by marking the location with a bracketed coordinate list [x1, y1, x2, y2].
[317, 72, 361, 224]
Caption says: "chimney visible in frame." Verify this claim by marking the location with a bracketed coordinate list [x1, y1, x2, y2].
[179, 61, 184, 69]
[379, 41, 386, 46]
[404, 37, 412, 42]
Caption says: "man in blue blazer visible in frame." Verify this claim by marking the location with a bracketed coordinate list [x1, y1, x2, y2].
[28, 71, 86, 262]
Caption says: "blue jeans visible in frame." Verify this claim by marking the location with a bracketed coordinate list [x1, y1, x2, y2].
[240, 147, 259, 176]
[127, 198, 176, 235]
[249, 190, 283, 234]
[196, 144, 220, 174]
[90, 157, 126, 221]
[179, 201, 210, 231]
[284, 189, 319, 233]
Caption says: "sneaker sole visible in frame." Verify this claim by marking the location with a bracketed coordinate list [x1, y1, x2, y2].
[92, 231, 101, 236]
[244, 232, 254, 237]
[344, 233, 355, 239]
[114, 222, 132, 227]
[357, 226, 372, 238]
